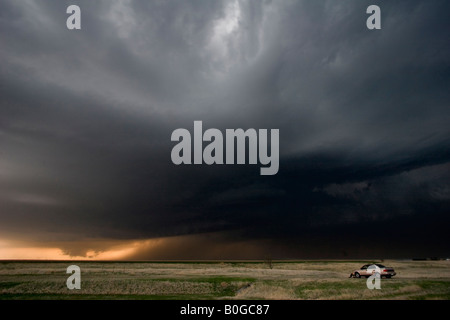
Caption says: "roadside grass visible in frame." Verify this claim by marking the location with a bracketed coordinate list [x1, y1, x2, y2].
[1, 261, 449, 300]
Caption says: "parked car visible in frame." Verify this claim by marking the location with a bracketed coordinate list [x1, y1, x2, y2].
[349, 264, 396, 278]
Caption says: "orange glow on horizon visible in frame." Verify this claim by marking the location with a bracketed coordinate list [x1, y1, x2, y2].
[0, 239, 158, 260]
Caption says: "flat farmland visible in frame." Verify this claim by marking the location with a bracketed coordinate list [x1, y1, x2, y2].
[1, 260, 449, 300]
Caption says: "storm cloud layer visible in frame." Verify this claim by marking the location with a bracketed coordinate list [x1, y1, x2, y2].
[1, 0, 449, 259]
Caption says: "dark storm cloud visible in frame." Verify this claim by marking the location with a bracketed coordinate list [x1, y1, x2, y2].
[1, 0, 449, 258]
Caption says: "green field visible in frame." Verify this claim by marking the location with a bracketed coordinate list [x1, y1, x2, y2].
[1, 260, 449, 300]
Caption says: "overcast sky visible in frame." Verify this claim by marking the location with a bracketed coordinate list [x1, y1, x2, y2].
[1, 0, 449, 259]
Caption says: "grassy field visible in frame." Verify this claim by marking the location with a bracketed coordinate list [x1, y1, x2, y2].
[1, 260, 449, 300]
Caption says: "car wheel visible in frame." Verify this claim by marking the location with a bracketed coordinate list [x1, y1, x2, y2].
[354, 272, 361, 278]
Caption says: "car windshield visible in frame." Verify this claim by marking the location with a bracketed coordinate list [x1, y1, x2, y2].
[375, 264, 386, 268]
